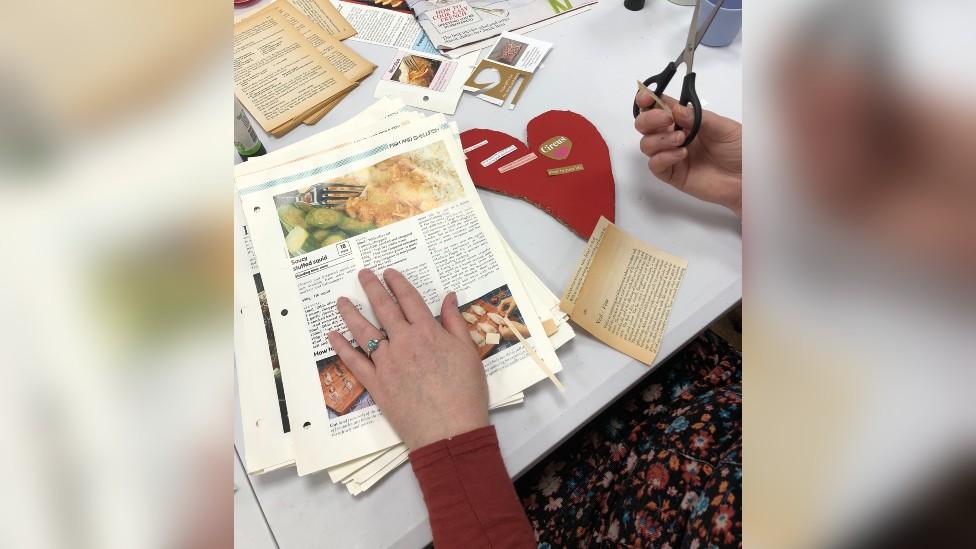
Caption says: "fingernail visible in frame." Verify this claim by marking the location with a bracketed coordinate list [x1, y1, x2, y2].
[336, 296, 348, 307]
[671, 131, 685, 145]
[447, 291, 457, 305]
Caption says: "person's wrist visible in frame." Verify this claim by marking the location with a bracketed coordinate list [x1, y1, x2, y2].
[408, 416, 489, 450]
[715, 172, 742, 217]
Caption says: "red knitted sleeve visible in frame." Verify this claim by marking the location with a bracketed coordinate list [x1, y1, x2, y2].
[409, 426, 536, 549]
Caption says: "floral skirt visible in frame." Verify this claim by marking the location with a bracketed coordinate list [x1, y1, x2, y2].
[516, 330, 742, 549]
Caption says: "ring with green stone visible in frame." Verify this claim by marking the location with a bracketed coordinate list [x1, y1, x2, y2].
[365, 337, 386, 359]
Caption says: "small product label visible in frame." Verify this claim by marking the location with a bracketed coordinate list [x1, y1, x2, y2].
[234, 98, 263, 156]
[539, 135, 572, 160]
[547, 163, 584, 176]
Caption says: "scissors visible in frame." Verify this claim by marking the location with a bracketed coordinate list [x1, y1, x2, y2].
[632, 0, 726, 147]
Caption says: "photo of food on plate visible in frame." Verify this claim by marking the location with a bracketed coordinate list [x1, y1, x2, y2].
[392, 54, 442, 89]
[451, 286, 528, 361]
[318, 355, 375, 419]
[273, 141, 465, 258]
[487, 37, 528, 66]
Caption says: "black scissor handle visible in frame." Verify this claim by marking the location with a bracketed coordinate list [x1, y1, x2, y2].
[632, 62, 678, 119]
[677, 72, 702, 147]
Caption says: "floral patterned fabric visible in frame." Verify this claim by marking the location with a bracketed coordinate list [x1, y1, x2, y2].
[516, 330, 742, 549]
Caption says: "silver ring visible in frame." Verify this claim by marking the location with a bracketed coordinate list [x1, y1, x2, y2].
[365, 337, 387, 359]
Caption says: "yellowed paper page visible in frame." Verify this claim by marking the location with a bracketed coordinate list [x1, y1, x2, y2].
[266, 84, 355, 135]
[300, 85, 356, 126]
[287, 0, 356, 40]
[234, 7, 354, 132]
[274, 1, 375, 82]
[560, 216, 611, 315]
[568, 219, 687, 365]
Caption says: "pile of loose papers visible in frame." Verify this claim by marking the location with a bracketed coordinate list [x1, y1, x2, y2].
[234, 98, 573, 494]
[234, 0, 376, 136]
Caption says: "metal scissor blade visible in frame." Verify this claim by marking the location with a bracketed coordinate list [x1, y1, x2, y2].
[686, 0, 704, 50]
[692, 0, 727, 50]
[680, 0, 727, 71]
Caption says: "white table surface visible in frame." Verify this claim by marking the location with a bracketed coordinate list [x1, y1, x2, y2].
[234, 1, 741, 547]
[235, 371, 280, 549]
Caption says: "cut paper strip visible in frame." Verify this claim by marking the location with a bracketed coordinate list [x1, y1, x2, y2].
[547, 164, 584, 176]
[501, 316, 565, 393]
[542, 318, 558, 336]
[636, 80, 673, 118]
[498, 153, 537, 173]
[480, 145, 517, 167]
[463, 139, 488, 153]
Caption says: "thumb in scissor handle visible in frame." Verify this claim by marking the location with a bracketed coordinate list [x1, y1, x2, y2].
[633, 63, 677, 118]
[677, 72, 702, 147]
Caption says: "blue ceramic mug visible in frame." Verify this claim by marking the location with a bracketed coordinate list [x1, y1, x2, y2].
[696, 0, 741, 47]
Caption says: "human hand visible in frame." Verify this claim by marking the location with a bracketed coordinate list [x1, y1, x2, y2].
[327, 269, 489, 450]
[496, 296, 516, 318]
[635, 92, 742, 216]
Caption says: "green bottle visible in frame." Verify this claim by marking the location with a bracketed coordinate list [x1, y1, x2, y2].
[234, 98, 266, 161]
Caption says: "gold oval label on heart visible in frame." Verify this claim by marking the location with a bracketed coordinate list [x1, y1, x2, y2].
[539, 136, 572, 160]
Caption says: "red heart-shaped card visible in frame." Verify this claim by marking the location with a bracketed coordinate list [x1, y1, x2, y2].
[460, 110, 615, 239]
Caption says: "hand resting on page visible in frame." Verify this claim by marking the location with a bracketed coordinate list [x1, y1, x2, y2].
[327, 268, 489, 450]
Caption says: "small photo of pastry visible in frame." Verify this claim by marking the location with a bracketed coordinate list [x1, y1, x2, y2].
[391, 54, 442, 89]
[487, 37, 528, 66]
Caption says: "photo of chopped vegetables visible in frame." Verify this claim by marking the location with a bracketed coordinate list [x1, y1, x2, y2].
[273, 141, 465, 258]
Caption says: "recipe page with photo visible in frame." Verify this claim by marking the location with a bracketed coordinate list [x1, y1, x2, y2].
[233, 101, 412, 476]
[236, 115, 561, 474]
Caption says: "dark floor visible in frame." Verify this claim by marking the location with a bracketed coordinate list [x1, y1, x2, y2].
[512, 305, 743, 547]
[708, 302, 741, 352]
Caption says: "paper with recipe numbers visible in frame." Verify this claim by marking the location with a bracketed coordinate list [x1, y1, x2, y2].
[561, 217, 687, 365]
[236, 111, 564, 475]
[235, 100, 574, 495]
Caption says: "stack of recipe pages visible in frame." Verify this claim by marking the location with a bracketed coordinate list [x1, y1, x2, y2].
[234, 0, 377, 136]
[234, 98, 574, 495]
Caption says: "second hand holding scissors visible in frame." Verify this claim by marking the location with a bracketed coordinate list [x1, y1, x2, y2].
[633, 0, 726, 148]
